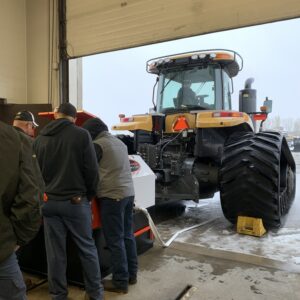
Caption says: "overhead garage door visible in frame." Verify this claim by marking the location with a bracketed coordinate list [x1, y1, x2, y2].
[66, 0, 300, 58]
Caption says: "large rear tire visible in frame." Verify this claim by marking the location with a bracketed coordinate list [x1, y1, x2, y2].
[219, 131, 296, 229]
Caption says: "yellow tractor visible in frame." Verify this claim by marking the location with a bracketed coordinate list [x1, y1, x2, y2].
[113, 49, 296, 228]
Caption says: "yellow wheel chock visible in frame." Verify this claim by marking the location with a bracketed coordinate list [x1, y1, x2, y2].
[237, 216, 266, 237]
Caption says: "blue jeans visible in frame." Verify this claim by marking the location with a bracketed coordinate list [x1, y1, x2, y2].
[42, 198, 103, 300]
[0, 253, 26, 300]
[100, 196, 138, 288]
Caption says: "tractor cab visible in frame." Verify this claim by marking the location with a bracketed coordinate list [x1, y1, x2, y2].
[147, 50, 242, 113]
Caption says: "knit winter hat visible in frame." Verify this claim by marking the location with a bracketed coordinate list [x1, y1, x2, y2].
[82, 117, 108, 140]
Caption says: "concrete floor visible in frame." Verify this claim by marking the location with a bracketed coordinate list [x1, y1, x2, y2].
[27, 245, 300, 300]
[27, 153, 300, 300]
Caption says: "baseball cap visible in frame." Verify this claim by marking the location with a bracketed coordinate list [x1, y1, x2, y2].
[57, 103, 77, 118]
[14, 111, 39, 127]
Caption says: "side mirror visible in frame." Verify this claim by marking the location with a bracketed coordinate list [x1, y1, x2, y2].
[262, 97, 272, 113]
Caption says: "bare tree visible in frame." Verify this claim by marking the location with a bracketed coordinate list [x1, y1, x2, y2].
[293, 118, 300, 135]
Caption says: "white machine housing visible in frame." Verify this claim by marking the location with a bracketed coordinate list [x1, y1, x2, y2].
[130, 154, 156, 208]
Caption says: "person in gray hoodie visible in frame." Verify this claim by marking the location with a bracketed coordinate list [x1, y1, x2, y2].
[82, 117, 138, 294]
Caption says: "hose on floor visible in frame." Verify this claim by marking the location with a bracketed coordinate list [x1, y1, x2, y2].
[134, 206, 214, 248]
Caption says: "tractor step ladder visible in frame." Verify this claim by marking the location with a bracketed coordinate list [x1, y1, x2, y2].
[237, 216, 266, 237]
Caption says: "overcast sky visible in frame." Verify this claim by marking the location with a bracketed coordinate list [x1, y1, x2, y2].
[83, 18, 300, 130]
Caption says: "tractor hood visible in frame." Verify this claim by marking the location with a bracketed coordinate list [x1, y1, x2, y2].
[112, 111, 254, 133]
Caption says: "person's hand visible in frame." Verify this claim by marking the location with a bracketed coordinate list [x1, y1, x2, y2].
[14, 245, 20, 251]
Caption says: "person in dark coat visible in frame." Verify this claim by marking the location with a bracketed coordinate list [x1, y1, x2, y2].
[33, 103, 104, 300]
[82, 117, 138, 294]
[13, 110, 45, 203]
[13, 110, 39, 138]
[0, 120, 41, 300]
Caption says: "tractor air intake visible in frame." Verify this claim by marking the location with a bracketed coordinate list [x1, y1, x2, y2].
[239, 78, 256, 114]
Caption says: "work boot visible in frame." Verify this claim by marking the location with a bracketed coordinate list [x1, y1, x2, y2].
[84, 293, 105, 300]
[102, 279, 128, 294]
[129, 276, 137, 285]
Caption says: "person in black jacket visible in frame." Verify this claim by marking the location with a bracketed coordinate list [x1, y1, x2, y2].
[33, 103, 103, 300]
[0, 121, 40, 300]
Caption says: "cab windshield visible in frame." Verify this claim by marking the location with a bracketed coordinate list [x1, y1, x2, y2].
[156, 66, 217, 113]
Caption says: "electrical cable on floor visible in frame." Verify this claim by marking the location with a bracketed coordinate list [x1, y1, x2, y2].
[26, 278, 48, 291]
[135, 206, 215, 248]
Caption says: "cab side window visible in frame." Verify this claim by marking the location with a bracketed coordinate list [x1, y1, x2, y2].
[223, 71, 232, 110]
